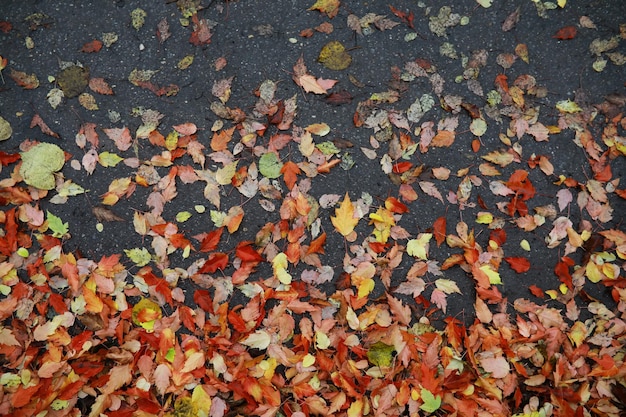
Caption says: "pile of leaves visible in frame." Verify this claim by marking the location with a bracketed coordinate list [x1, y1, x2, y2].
[1, 1, 625, 416]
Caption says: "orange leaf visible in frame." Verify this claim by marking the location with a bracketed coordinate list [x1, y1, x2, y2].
[504, 257, 531, 273]
[431, 130, 455, 147]
[331, 193, 359, 236]
[494, 74, 509, 93]
[81, 39, 103, 53]
[317, 158, 340, 173]
[553, 26, 577, 40]
[307, 232, 326, 255]
[280, 160, 301, 190]
[210, 127, 234, 151]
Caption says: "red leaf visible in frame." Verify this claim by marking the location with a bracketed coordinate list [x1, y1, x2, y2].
[71, 360, 104, 378]
[58, 380, 84, 400]
[433, 216, 446, 247]
[81, 39, 103, 53]
[553, 26, 577, 40]
[200, 227, 223, 252]
[178, 305, 196, 331]
[392, 161, 413, 174]
[0, 21, 12, 33]
[385, 196, 409, 214]
[555, 256, 575, 289]
[505, 257, 531, 273]
[529, 284, 544, 298]
[194, 289, 213, 314]
[236, 242, 264, 262]
[199, 252, 229, 274]
[0, 208, 18, 256]
[11, 383, 40, 408]
[489, 228, 507, 246]
[0, 151, 20, 166]
[389, 5, 414, 28]
[49, 292, 68, 313]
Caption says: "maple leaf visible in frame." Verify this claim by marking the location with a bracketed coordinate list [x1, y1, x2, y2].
[280, 160, 301, 190]
[331, 192, 359, 237]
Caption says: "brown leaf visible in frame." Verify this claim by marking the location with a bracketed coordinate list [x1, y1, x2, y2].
[157, 17, 171, 43]
[30, 114, 59, 138]
[502, 7, 520, 32]
[92, 206, 124, 222]
[325, 90, 353, 105]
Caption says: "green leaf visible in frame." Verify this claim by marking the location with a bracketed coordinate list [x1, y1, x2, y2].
[98, 151, 124, 167]
[316, 141, 340, 155]
[46, 211, 69, 237]
[419, 388, 441, 413]
[176, 211, 192, 222]
[259, 152, 283, 179]
[367, 341, 395, 367]
[124, 247, 152, 266]
[20, 143, 65, 190]
[0, 116, 12, 141]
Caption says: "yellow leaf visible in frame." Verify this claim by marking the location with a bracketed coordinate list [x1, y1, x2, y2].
[331, 193, 359, 236]
[318, 41, 352, 70]
[347, 398, 364, 417]
[476, 212, 493, 224]
[407, 233, 432, 260]
[216, 161, 238, 185]
[191, 386, 212, 415]
[568, 321, 586, 347]
[479, 264, 502, 284]
[308, 0, 340, 18]
[132, 298, 162, 331]
[558, 0, 566, 7]
[302, 353, 316, 367]
[357, 278, 375, 298]
[299, 131, 315, 157]
[556, 100, 582, 113]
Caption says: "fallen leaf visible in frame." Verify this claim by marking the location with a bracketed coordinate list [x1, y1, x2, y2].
[553, 26, 577, 40]
[19, 142, 65, 190]
[308, 0, 340, 18]
[331, 193, 359, 236]
[318, 41, 352, 70]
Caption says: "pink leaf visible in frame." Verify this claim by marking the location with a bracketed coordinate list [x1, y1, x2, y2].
[479, 356, 510, 379]
[557, 189, 573, 212]
[430, 289, 447, 313]
[154, 363, 171, 396]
